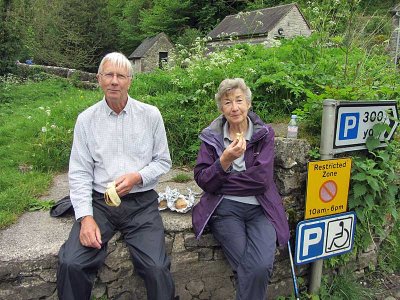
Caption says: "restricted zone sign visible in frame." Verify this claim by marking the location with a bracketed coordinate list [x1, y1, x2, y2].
[305, 158, 351, 219]
[295, 212, 356, 265]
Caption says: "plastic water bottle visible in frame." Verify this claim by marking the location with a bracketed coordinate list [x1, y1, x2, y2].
[287, 115, 298, 139]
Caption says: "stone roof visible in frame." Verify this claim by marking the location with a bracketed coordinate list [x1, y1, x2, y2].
[128, 32, 169, 59]
[207, 2, 310, 40]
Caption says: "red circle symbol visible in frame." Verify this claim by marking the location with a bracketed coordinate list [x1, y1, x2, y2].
[319, 180, 337, 203]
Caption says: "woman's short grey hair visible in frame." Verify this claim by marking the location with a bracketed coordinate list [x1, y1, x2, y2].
[98, 52, 133, 77]
[215, 78, 252, 110]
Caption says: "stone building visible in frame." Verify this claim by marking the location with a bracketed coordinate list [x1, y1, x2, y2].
[128, 32, 174, 74]
[207, 2, 311, 50]
[389, 4, 400, 66]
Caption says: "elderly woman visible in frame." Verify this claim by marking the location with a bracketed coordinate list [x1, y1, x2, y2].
[192, 78, 289, 300]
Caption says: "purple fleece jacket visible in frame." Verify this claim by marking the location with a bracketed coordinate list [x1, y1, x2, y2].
[192, 111, 290, 247]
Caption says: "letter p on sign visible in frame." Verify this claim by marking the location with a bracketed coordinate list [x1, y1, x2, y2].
[339, 113, 359, 140]
[299, 223, 325, 261]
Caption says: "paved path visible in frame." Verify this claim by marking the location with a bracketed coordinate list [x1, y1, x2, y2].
[0, 168, 202, 262]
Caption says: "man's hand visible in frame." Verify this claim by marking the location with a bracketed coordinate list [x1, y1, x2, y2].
[115, 172, 142, 197]
[220, 136, 246, 171]
[79, 216, 102, 249]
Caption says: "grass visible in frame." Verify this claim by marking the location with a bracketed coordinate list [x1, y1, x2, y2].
[171, 173, 192, 183]
[0, 75, 101, 228]
[319, 271, 376, 300]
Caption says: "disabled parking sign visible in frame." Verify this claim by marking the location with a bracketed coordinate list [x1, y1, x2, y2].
[295, 212, 356, 265]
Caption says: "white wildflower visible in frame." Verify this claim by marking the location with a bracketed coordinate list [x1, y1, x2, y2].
[41, 127, 47, 133]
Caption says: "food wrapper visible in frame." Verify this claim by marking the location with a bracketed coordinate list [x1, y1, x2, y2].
[157, 186, 195, 213]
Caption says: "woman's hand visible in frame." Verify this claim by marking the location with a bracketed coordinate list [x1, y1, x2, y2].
[220, 136, 246, 171]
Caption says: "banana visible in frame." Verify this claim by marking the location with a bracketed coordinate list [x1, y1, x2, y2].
[104, 181, 121, 207]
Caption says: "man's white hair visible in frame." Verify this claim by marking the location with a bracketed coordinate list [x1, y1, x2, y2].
[98, 52, 133, 77]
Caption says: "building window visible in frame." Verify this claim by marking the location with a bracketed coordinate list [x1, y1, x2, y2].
[159, 52, 168, 68]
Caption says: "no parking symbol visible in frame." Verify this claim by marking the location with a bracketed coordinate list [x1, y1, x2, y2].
[319, 180, 337, 203]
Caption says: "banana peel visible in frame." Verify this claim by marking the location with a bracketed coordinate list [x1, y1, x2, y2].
[104, 181, 121, 207]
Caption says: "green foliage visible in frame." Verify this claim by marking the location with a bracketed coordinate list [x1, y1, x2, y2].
[108, 0, 152, 54]
[175, 28, 204, 47]
[0, 0, 24, 75]
[14, 0, 117, 71]
[302, 0, 358, 37]
[171, 173, 192, 183]
[130, 35, 399, 163]
[318, 271, 375, 300]
[0, 77, 101, 228]
[29, 199, 55, 211]
[139, 0, 191, 37]
[348, 140, 399, 250]
[377, 219, 400, 273]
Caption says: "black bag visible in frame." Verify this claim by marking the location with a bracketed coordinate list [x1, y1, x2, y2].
[50, 195, 74, 217]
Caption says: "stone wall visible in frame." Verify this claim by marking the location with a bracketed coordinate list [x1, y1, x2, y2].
[16, 63, 97, 83]
[0, 138, 382, 300]
[271, 6, 312, 38]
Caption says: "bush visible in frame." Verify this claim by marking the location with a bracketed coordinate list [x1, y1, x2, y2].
[130, 36, 399, 163]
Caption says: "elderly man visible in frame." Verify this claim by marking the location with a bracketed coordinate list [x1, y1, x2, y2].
[57, 52, 176, 300]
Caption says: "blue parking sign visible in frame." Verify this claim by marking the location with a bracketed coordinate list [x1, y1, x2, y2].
[295, 212, 356, 265]
[338, 113, 359, 140]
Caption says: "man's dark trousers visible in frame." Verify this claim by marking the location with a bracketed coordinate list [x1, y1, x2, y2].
[57, 190, 175, 300]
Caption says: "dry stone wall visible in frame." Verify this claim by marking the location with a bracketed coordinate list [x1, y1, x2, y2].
[15, 63, 98, 89]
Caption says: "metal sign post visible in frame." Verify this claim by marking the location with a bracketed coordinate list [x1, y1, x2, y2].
[309, 99, 337, 293]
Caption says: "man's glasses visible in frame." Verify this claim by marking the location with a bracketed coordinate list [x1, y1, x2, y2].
[100, 73, 131, 82]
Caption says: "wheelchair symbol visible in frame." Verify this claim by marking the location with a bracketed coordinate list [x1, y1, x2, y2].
[326, 219, 352, 252]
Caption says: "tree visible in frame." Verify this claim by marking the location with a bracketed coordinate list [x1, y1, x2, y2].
[22, 0, 116, 71]
[56, 0, 117, 70]
[0, 0, 24, 75]
[107, 0, 152, 55]
[139, 0, 191, 39]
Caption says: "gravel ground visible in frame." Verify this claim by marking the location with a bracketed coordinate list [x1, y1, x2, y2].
[365, 272, 400, 300]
